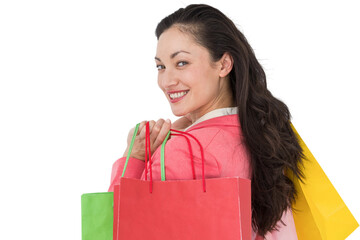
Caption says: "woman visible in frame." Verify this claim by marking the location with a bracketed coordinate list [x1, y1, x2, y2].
[109, 4, 304, 239]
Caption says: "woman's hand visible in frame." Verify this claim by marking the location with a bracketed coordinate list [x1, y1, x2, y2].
[122, 119, 172, 161]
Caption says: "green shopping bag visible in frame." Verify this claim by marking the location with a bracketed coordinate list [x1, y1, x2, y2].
[81, 192, 113, 240]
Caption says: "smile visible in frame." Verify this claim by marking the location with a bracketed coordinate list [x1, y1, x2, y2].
[168, 90, 189, 103]
[169, 90, 189, 100]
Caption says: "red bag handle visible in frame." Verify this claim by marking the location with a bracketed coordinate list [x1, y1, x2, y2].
[147, 128, 207, 193]
[144, 121, 152, 191]
[170, 133, 196, 180]
[169, 129, 206, 193]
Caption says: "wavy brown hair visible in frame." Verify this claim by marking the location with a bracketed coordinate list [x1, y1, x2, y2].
[155, 4, 305, 237]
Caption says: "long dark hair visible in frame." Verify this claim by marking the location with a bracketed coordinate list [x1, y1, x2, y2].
[155, 4, 304, 237]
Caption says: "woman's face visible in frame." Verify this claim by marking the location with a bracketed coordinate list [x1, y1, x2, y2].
[155, 26, 233, 123]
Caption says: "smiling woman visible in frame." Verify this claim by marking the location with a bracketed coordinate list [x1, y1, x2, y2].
[108, 4, 304, 239]
[155, 27, 236, 122]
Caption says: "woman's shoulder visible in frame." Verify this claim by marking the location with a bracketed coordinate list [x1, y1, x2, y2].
[186, 114, 244, 145]
[167, 126, 222, 152]
[164, 114, 245, 157]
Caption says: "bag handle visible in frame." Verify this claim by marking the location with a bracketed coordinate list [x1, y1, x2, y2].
[160, 129, 206, 192]
[166, 133, 196, 181]
[145, 121, 153, 190]
[121, 122, 141, 178]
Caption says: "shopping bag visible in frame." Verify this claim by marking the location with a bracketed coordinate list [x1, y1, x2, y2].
[113, 122, 252, 240]
[286, 122, 359, 239]
[81, 192, 113, 240]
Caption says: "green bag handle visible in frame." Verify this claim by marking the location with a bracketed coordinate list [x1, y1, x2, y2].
[160, 131, 171, 181]
[121, 123, 140, 178]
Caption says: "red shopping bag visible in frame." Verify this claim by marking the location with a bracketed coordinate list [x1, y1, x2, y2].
[113, 122, 251, 240]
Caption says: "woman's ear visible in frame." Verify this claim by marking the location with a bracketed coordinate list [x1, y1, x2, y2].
[219, 52, 233, 78]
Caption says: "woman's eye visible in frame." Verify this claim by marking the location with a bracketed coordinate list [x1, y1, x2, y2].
[156, 61, 187, 70]
[177, 61, 188, 67]
[156, 65, 165, 70]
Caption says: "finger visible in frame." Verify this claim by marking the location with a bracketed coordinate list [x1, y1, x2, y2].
[153, 119, 171, 149]
[138, 121, 148, 139]
[152, 119, 165, 135]
[150, 119, 165, 144]
[149, 120, 156, 133]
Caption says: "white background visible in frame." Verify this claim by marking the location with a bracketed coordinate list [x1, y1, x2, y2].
[0, 0, 359, 239]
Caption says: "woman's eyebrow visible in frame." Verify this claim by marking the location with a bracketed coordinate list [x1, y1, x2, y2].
[154, 50, 191, 62]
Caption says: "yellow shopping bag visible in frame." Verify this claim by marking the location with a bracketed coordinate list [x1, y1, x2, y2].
[286, 123, 358, 239]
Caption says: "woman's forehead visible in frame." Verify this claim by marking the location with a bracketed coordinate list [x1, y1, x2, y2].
[156, 27, 207, 60]
[157, 28, 193, 50]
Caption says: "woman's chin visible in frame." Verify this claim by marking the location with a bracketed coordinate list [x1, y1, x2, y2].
[172, 112, 186, 117]
[170, 108, 188, 117]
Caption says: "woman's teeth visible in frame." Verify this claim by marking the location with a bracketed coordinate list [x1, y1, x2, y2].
[169, 91, 189, 100]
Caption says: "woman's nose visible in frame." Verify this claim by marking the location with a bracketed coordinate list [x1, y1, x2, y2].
[159, 70, 178, 89]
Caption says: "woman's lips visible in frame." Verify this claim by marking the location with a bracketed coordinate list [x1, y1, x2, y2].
[167, 89, 190, 94]
[169, 90, 189, 103]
